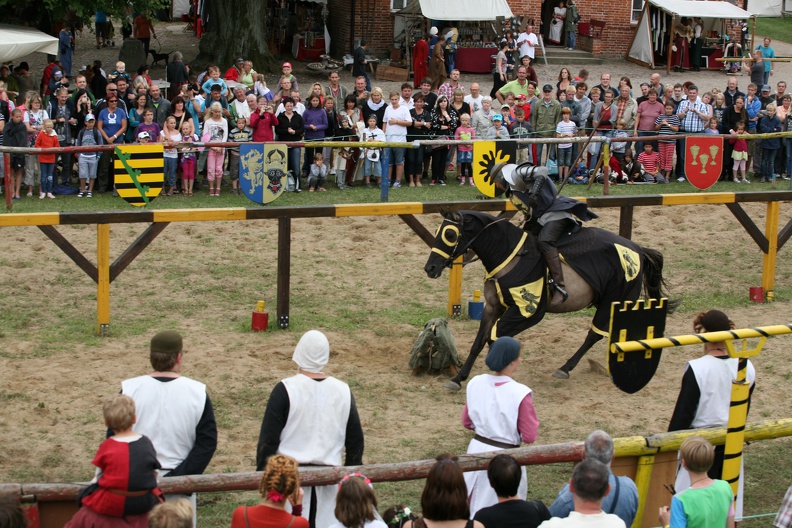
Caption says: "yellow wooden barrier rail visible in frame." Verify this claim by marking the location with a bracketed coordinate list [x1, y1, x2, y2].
[0, 192, 790, 333]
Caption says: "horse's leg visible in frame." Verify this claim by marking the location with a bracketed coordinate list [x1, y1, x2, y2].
[552, 329, 605, 379]
[445, 281, 503, 390]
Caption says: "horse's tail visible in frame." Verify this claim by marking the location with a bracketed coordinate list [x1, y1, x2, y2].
[642, 246, 680, 313]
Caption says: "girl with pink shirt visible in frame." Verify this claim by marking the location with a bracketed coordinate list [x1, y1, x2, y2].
[454, 113, 475, 186]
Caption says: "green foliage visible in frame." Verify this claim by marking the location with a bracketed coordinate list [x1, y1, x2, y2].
[755, 18, 792, 46]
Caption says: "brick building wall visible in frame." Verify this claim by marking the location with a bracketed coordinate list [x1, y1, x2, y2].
[327, 0, 748, 59]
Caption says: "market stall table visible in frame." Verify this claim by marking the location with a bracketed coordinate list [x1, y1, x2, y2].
[292, 33, 325, 61]
[455, 47, 497, 73]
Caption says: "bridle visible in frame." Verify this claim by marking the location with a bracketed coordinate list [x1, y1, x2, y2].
[431, 214, 508, 269]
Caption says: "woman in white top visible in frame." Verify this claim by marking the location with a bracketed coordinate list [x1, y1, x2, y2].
[23, 94, 49, 196]
[327, 474, 387, 528]
[462, 336, 539, 517]
[549, 1, 567, 44]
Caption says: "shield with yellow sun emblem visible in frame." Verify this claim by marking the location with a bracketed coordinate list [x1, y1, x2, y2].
[473, 140, 517, 197]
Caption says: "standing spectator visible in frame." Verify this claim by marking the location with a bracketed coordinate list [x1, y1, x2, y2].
[775, 483, 792, 528]
[565, 0, 579, 50]
[634, 88, 663, 154]
[203, 102, 229, 196]
[48, 87, 77, 185]
[362, 88, 387, 128]
[148, 84, 171, 128]
[429, 95, 458, 186]
[474, 454, 551, 528]
[301, 93, 328, 178]
[744, 51, 765, 87]
[23, 94, 49, 197]
[492, 40, 509, 100]
[65, 395, 162, 528]
[654, 102, 680, 183]
[532, 85, 562, 166]
[516, 24, 538, 66]
[614, 85, 637, 133]
[444, 25, 459, 75]
[95, 10, 108, 49]
[555, 108, 577, 183]
[472, 96, 494, 139]
[756, 37, 776, 86]
[383, 91, 411, 188]
[465, 83, 484, 113]
[161, 116, 183, 195]
[231, 455, 308, 528]
[275, 97, 305, 192]
[127, 93, 150, 143]
[668, 310, 755, 519]
[59, 26, 74, 78]
[549, 431, 638, 527]
[403, 455, 485, 528]
[120, 330, 218, 526]
[3, 109, 27, 200]
[166, 52, 189, 100]
[676, 84, 711, 181]
[256, 330, 365, 528]
[429, 35, 447, 91]
[34, 119, 59, 199]
[76, 114, 103, 198]
[592, 73, 620, 100]
[250, 96, 276, 142]
[412, 33, 429, 89]
[658, 437, 735, 528]
[353, 40, 371, 93]
[407, 93, 431, 187]
[759, 102, 782, 182]
[133, 12, 156, 58]
[324, 71, 348, 103]
[454, 113, 475, 186]
[463, 337, 539, 517]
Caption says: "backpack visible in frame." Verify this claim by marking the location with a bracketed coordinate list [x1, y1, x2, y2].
[77, 128, 102, 149]
[409, 318, 462, 373]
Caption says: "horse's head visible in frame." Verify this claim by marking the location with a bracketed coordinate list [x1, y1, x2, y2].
[425, 210, 500, 278]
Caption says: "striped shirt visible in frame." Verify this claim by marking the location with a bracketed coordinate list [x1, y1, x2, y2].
[555, 120, 577, 149]
[638, 151, 661, 174]
[654, 114, 681, 143]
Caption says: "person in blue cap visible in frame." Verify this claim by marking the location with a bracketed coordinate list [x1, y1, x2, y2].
[462, 337, 540, 517]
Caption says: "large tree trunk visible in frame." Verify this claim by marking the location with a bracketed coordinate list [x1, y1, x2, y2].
[196, 0, 280, 73]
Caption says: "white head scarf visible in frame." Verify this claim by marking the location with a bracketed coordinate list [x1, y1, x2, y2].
[292, 330, 330, 373]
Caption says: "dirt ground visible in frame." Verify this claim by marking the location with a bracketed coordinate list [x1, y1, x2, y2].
[2, 20, 792, 524]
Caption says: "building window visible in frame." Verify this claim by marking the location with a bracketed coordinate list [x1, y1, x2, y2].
[632, 0, 644, 22]
[391, 0, 407, 11]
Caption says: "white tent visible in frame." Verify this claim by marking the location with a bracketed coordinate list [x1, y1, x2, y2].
[398, 0, 513, 20]
[746, 0, 783, 16]
[0, 24, 58, 63]
[627, 0, 754, 71]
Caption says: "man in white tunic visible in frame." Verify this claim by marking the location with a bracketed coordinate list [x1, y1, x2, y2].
[256, 330, 365, 528]
[462, 336, 539, 517]
[668, 309, 756, 519]
[121, 330, 218, 526]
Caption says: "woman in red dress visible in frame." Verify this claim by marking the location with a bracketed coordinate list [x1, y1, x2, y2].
[231, 454, 308, 528]
[413, 34, 429, 88]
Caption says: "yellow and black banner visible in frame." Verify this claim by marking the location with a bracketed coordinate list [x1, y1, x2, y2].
[114, 145, 165, 207]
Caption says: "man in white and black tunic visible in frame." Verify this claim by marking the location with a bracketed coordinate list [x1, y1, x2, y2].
[256, 330, 365, 528]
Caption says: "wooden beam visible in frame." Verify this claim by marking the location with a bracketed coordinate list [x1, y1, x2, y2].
[277, 217, 291, 329]
[97, 224, 110, 335]
[110, 223, 170, 283]
[762, 201, 780, 298]
[725, 202, 769, 253]
[37, 225, 98, 283]
[778, 217, 792, 251]
[398, 214, 435, 247]
[619, 205, 634, 240]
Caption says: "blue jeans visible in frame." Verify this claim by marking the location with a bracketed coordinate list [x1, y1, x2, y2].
[164, 157, 178, 187]
[364, 73, 372, 93]
[40, 162, 54, 193]
[763, 71, 771, 86]
[446, 51, 456, 74]
[567, 30, 576, 50]
[762, 148, 778, 180]
[287, 147, 302, 190]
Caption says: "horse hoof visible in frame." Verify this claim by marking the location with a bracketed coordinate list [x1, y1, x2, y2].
[553, 369, 570, 379]
[444, 380, 462, 391]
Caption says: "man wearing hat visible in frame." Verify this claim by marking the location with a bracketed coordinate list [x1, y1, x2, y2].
[256, 330, 364, 528]
[531, 84, 562, 166]
[121, 331, 218, 522]
[225, 57, 245, 83]
[667, 310, 756, 519]
[462, 336, 539, 517]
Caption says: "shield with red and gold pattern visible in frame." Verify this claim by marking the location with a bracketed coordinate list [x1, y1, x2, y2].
[684, 136, 723, 190]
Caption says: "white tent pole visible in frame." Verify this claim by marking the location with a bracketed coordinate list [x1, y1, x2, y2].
[667, 13, 675, 74]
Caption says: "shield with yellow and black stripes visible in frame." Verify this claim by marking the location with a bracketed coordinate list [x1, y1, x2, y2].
[113, 145, 164, 206]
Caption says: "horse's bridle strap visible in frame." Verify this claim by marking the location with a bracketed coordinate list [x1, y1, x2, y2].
[485, 232, 528, 279]
[432, 247, 452, 259]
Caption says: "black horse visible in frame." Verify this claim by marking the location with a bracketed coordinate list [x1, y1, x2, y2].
[424, 210, 672, 389]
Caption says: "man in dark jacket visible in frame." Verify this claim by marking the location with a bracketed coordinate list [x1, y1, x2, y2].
[353, 40, 371, 92]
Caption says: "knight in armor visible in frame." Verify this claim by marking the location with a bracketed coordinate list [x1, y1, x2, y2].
[493, 162, 598, 305]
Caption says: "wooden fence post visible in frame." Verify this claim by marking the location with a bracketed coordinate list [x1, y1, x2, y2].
[96, 224, 110, 335]
[447, 255, 463, 317]
[762, 200, 779, 301]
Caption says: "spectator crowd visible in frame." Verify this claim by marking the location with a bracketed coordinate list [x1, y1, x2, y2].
[2, 34, 791, 202]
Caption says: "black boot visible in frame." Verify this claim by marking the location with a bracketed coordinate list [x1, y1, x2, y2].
[544, 248, 568, 306]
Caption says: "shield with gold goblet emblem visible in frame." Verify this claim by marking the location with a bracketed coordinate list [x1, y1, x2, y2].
[685, 136, 723, 189]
